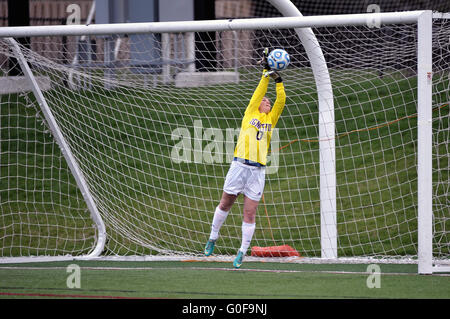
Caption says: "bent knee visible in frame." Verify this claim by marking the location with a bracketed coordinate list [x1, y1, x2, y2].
[219, 202, 232, 212]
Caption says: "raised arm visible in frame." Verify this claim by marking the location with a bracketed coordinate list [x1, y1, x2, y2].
[246, 48, 286, 121]
[244, 71, 270, 115]
[259, 68, 286, 127]
[269, 79, 286, 127]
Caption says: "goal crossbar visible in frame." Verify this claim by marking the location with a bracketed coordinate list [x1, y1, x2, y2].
[0, 11, 426, 38]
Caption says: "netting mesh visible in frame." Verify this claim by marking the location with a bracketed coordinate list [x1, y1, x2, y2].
[0, 64, 97, 257]
[0, 17, 448, 260]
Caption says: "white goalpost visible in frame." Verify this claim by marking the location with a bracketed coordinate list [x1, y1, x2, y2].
[0, 3, 448, 274]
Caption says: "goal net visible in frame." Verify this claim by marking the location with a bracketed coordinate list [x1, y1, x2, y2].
[0, 12, 448, 268]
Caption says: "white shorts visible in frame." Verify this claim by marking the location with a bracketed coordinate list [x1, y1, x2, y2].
[223, 160, 266, 202]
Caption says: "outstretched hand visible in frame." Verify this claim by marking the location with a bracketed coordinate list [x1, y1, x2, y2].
[257, 47, 270, 70]
[258, 48, 283, 83]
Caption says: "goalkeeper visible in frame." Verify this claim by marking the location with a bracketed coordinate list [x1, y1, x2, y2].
[204, 48, 286, 268]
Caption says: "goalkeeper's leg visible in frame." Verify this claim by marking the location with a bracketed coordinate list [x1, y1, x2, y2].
[204, 192, 236, 256]
[233, 195, 258, 268]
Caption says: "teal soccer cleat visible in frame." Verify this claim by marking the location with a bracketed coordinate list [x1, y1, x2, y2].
[204, 239, 216, 256]
[233, 250, 245, 269]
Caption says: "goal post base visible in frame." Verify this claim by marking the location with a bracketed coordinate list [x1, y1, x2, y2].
[3, 254, 446, 271]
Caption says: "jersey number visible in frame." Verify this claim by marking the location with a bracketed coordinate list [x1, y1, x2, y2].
[256, 131, 264, 141]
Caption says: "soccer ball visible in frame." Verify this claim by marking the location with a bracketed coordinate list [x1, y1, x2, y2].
[267, 49, 290, 71]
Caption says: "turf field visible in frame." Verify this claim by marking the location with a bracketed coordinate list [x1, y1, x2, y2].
[0, 260, 449, 299]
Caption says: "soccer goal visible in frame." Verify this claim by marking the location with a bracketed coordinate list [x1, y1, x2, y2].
[0, 4, 448, 274]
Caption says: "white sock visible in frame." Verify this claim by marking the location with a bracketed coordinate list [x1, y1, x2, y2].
[239, 222, 256, 255]
[209, 206, 229, 240]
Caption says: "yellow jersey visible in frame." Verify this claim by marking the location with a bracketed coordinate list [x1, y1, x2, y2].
[234, 73, 286, 166]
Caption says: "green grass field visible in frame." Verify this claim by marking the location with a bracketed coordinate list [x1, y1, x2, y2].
[0, 260, 449, 299]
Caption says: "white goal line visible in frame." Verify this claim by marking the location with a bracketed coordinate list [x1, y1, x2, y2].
[0, 11, 429, 38]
